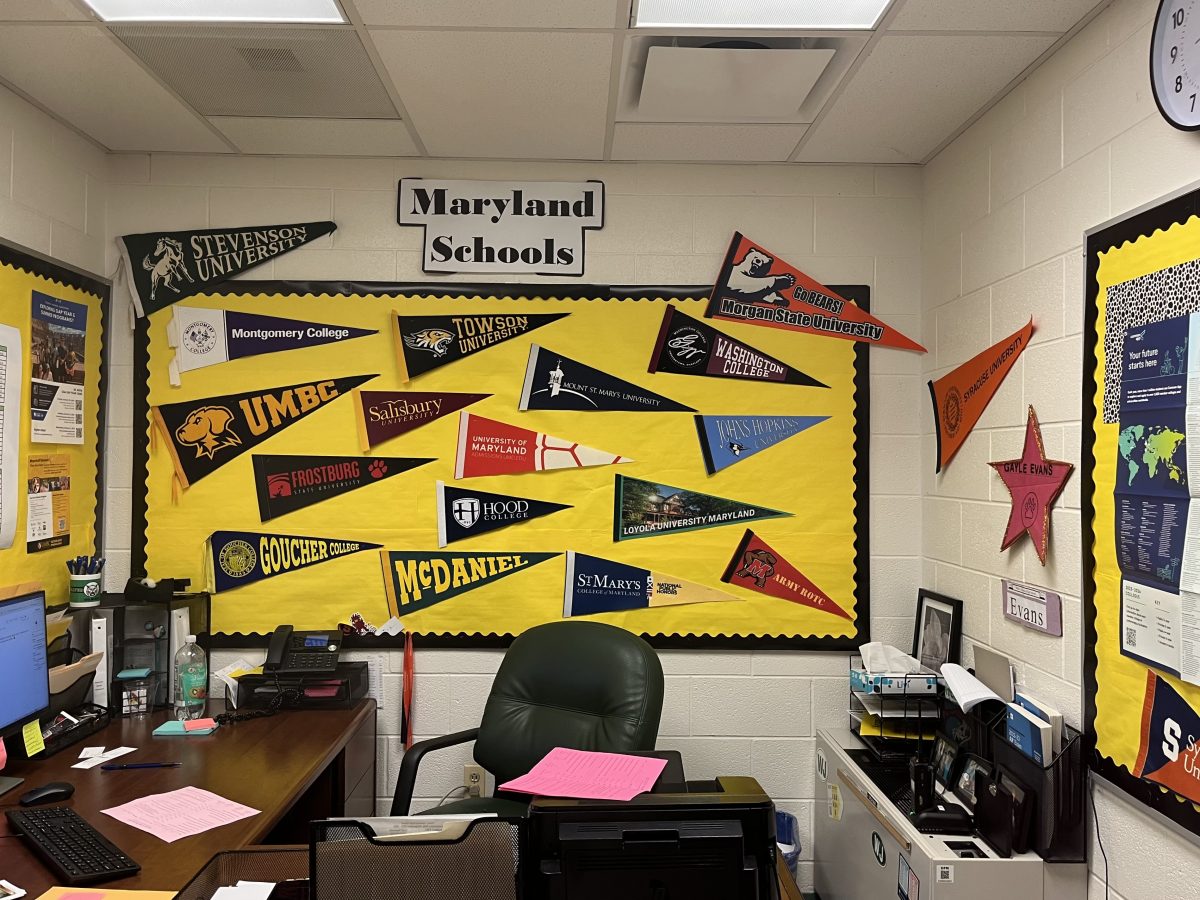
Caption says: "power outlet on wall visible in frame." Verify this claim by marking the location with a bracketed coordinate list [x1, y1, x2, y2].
[463, 764, 485, 798]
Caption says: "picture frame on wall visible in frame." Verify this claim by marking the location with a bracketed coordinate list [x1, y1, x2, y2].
[913, 588, 963, 673]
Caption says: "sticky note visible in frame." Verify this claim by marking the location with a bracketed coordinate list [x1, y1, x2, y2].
[184, 718, 217, 731]
[22, 719, 45, 757]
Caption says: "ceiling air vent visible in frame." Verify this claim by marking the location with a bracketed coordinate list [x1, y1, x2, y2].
[236, 46, 304, 73]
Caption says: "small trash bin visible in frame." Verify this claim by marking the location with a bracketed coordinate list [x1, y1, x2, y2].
[776, 809, 801, 883]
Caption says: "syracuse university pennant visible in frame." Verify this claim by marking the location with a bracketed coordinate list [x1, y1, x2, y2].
[119, 222, 336, 317]
[695, 414, 828, 475]
[153, 374, 375, 488]
[614, 474, 790, 542]
[208, 530, 381, 593]
[563, 551, 741, 617]
[706, 232, 925, 352]
[520, 345, 694, 412]
[253, 454, 435, 522]
[380, 549, 560, 617]
[456, 412, 631, 478]
[394, 312, 568, 381]
[355, 390, 489, 451]
[648, 307, 827, 388]
[722, 529, 851, 619]
[1133, 669, 1200, 804]
[436, 480, 570, 547]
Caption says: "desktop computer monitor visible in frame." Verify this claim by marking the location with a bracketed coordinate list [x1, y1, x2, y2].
[0, 589, 50, 741]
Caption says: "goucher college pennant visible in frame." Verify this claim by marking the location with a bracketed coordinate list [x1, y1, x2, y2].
[253, 454, 435, 522]
[394, 312, 568, 381]
[208, 530, 381, 593]
[721, 529, 851, 619]
[563, 551, 741, 616]
[380, 549, 560, 617]
[355, 390, 490, 451]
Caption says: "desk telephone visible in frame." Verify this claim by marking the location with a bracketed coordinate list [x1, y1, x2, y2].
[265, 625, 342, 674]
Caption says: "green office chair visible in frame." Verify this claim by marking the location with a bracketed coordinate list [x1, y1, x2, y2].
[390, 620, 664, 817]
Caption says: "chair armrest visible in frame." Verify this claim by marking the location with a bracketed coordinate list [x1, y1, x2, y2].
[390, 728, 481, 815]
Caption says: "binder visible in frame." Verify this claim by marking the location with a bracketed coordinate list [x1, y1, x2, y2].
[90, 614, 111, 707]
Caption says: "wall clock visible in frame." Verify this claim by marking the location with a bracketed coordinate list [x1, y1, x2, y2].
[1152, 0, 1200, 130]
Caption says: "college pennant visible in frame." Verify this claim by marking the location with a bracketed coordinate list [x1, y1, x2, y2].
[613, 474, 791, 542]
[394, 312, 568, 381]
[380, 549, 560, 617]
[1133, 670, 1200, 804]
[519, 345, 694, 412]
[253, 454, 435, 522]
[563, 551, 741, 617]
[705, 232, 925, 352]
[695, 414, 828, 475]
[648, 307, 827, 388]
[721, 529, 852, 619]
[152, 374, 375, 488]
[355, 390, 490, 451]
[119, 222, 336, 317]
[208, 529, 381, 593]
[455, 412, 632, 478]
[436, 480, 570, 547]
[929, 319, 1034, 472]
[168, 306, 376, 386]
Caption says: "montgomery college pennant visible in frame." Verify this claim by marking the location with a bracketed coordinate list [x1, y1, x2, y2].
[520, 345, 694, 412]
[455, 412, 632, 478]
[436, 481, 570, 547]
[355, 390, 490, 451]
[153, 374, 375, 488]
[208, 530, 381, 593]
[695, 414, 828, 474]
[119, 222, 336, 317]
[563, 551, 741, 616]
[394, 312, 568, 381]
[722, 529, 851, 619]
[613, 474, 790, 542]
[254, 454, 435, 521]
[380, 549, 560, 617]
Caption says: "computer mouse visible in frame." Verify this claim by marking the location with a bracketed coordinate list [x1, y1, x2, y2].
[18, 782, 75, 807]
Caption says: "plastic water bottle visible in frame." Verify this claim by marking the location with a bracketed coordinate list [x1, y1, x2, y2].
[174, 635, 208, 720]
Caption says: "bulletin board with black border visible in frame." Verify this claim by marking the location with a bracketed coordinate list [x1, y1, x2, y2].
[130, 280, 871, 651]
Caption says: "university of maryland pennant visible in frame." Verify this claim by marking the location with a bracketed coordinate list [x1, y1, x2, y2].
[721, 529, 851, 619]
[455, 412, 632, 478]
[394, 312, 568, 381]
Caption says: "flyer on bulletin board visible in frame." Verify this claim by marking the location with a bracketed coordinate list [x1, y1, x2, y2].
[0, 323, 21, 550]
[26, 454, 70, 553]
[30, 292, 87, 445]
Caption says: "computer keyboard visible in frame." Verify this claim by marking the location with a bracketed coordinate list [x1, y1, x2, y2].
[6, 806, 140, 885]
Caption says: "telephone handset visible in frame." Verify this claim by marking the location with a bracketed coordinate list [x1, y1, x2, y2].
[264, 625, 342, 674]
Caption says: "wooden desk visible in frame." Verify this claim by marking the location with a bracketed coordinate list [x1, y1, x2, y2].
[0, 699, 375, 896]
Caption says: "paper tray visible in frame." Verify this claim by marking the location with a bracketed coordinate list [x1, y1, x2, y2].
[175, 847, 310, 900]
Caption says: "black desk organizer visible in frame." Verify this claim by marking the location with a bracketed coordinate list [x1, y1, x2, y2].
[235, 661, 369, 710]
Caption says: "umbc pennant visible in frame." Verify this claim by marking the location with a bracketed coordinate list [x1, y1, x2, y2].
[253, 454, 435, 522]
[519, 345, 694, 412]
[695, 414, 828, 475]
[153, 374, 375, 488]
[614, 474, 791, 542]
[380, 549, 560, 617]
[455, 412, 632, 478]
[721, 529, 852, 619]
[649, 307, 827, 388]
[1134, 670, 1200, 804]
[355, 390, 490, 451]
[563, 551, 741, 617]
[705, 232, 925, 352]
[394, 312, 568, 381]
[208, 530, 381, 593]
[436, 480, 570, 547]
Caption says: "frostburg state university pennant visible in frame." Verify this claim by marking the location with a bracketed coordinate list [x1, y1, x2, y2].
[355, 390, 489, 451]
[153, 374, 375, 488]
[380, 549, 560, 617]
[721, 529, 851, 619]
[695, 414, 828, 475]
[119, 221, 336, 317]
[394, 312, 568, 381]
[254, 454, 435, 522]
[208, 530, 381, 593]
[613, 474, 790, 542]
[436, 481, 570, 547]
[563, 551, 741, 616]
[455, 412, 631, 478]
[520, 345, 694, 412]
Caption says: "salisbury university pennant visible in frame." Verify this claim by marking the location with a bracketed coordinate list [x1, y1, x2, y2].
[381, 549, 560, 617]
[395, 312, 568, 381]
[208, 530, 381, 593]
[721, 529, 851, 619]
[1133, 669, 1200, 804]
[254, 454, 435, 521]
[695, 414, 828, 474]
[119, 222, 336, 317]
[153, 374, 375, 488]
[436, 481, 570, 547]
[455, 412, 632, 478]
[520, 345, 694, 412]
[355, 390, 490, 451]
[614, 474, 790, 542]
[563, 551, 741, 616]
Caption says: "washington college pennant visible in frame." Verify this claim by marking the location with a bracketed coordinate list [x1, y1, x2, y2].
[1133, 669, 1200, 804]
[456, 412, 631, 478]
[119, 222, 336, 317]
[380, 549, 560, 617]
[437, 481, 570, 547]
[168, 306, 376, 386]
[254, 454, 435, 522]
[153, 374, 375, 488]
[695, 414, 828, 474]
[208, 530, 380, 593]
[563, 551, 741, 616]
[929, 319, 1034, 472]
[395, 312, 568, 381]
[520, 345, 694, 412]
[355, 390, 489, 451]
[614, 474, 790, 542]
[722, 530, 851, 619]
[649, 307, 827, 388]
[706, 232, 924, 352]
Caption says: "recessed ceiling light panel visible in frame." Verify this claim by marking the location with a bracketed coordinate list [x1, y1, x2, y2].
[82, 0, 345, 23]
[632, 0, 894, 30]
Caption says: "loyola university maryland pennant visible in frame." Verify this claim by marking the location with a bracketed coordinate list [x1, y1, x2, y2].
[394, 312, 568, 381]
[208, 530, 381, 593]
[613, 474, 790, 542]
[253, 454, 435, 521]
[380, 549, 560, 616]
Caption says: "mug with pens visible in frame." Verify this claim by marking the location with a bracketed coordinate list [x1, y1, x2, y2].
[68, 555, 106, 608]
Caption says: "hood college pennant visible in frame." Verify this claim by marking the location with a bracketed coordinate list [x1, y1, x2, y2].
[563, 551, 741, 616]
[721, 529, 852, 619]
[119, 221, 336, 317]
[706, 233, 925, 352]
[395, 312, 568, 381]
[436, 481, 570, 547]
[614, 474, 790, 542]
[254, 454, 435, 521]
[695, 414, 828, 474]
[455, 412, 632, 478]
[381, 549, 560, 617]
[153, 374, 375, 488]
[355, 390, 490, 451]
[1133, 670, 1200, 804]
[208, 530, 380, 593]
[520, 345, 694, 412]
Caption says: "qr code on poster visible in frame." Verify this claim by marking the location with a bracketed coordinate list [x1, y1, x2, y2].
[1126, 627, 1137, 648]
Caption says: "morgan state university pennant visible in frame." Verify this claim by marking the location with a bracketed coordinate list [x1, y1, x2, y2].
[355, 390, 490, 451]
[394, 312, 568, 381]
[722, 529, 852, 619]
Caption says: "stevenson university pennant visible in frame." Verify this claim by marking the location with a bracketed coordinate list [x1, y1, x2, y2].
[208, 530, 381, 593]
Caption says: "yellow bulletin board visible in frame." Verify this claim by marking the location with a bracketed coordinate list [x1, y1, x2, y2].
[0, 240, 106, 605]
[132, 282, 870, 650]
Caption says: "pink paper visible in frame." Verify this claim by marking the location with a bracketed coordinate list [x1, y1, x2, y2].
[499, 747, 667, 801]
[58, 893, 107, 900]
[0, 735, 6, 771]
[101, 785, 259, 843]
[184, 718, 217, 731]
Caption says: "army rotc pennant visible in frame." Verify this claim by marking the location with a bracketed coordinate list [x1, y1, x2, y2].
[706, 232, 925, 352]
[519, 345, 694, 412]
[455, 412, 632, 478]
[721, 529, 851, 619]
[1133, 670, 1200, 804]
[355, 390, 490, 451]
[648, 307, 827, 388]
[119, 221, 336, 317]
[380, 549, 560, 617]
[695, 414, 828, 475]
[153, 374, 375, 488]
[436, 481, 570, 547]
[253, 454, 435, 522]
[208, 530, 381, 593]
[563, 551, 741, 617]
[613, 474, 790, 542]
[394, 312, 568, 381]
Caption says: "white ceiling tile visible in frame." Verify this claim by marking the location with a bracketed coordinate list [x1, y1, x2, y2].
[0, 25, 229, 152]
[797, 34, 1056, 163]
[889, 0, 1104, 33]
[350, 0, 622, 29]
[212, 117, 418, 156]
[0, 0, 91, 20]
[371, 30, 613, 159]
[612, 123, 807, 161]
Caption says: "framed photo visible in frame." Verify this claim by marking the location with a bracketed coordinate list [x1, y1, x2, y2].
[953, 753, 992, 809]
[913, 588, 963, 672]
[931, 733, 960, 790]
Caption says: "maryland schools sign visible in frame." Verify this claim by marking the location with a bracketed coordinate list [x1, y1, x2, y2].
[397, 179, 604, 276]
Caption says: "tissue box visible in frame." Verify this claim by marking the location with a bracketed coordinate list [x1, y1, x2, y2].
[850, 668, 938, 696]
